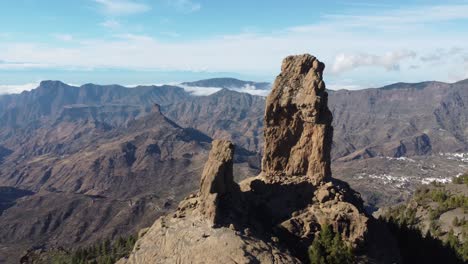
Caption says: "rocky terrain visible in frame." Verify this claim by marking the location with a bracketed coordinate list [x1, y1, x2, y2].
[164, 88, 265, 152]
[329, 80, 468, 159]
[171, 78, 468, 209]
[0, 101, 258, 263]
[117, 54, 400, 264]
[334, 154, 468, 211]
[0, 63, 467, 262]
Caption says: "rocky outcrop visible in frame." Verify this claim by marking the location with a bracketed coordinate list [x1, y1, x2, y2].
[118, 139, 299, 264]
[119, 54, 399, 264]
[198, 140, 236, 225]
[262, 54, 333, 184]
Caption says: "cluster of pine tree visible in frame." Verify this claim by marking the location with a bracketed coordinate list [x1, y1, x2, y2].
[308, 224, 354, 264]
[383, 217, 465, 264]
[380, 181, 468, 263]
[50, 235, 137, 264]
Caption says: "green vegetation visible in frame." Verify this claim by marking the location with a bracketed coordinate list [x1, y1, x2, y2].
[383, 218, 464, 264]
[383, 204, 418, 226]
[48, 235, 137, 264]
[414, 187, 468, 220]
[452, 172, 468, 185]
[445, 229, 468, 261]
[382, 185, 468, 262]
[308, 224, 354, 264]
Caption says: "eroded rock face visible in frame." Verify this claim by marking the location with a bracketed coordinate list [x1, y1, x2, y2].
[262, 54, 333, 184]
[119, 55, 400, 264]
[199, 140, 236, 224]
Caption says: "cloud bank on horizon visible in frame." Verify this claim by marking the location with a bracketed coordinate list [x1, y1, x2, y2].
[0, 81, 270, 97]
[1, 0, 468, 94]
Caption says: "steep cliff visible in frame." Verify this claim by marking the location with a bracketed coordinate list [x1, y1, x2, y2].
[118, 55, 400, 263]
[262, 54, 333, 184]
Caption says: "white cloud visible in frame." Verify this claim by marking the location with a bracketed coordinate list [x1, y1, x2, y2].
[160, 31, 181, 38]
[1, 3, 468, 91]
[0, 82, 83, 95]
[93, 0, 150, 16]
[54, 34, 73, 41]
[168, 0, 201, 13]
[0, 60, 51, 70]
[100, 19, 121, 29]
[319, 4, 468, 30]
[0, 82, 39, 94]
[420, 54, 441, 62]
[331, 50, 417, 74]
[177, 85, 222, 96]
[0, 82, 269, 96]
[178, 84, 269, 96]
[420, 47, 465, 62]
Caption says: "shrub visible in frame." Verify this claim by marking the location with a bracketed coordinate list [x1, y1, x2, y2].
[452, 172, 468, 185]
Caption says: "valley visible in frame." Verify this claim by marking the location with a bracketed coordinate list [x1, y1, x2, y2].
[0, 77, 466, 262]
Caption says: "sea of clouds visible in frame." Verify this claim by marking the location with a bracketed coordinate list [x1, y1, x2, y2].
[0, 82, 272, 97]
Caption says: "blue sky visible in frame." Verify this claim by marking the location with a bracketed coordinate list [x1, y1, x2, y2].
[1, 0, 468, 93]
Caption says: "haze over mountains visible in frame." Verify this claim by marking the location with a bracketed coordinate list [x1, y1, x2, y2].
[0, 77, 467, 262]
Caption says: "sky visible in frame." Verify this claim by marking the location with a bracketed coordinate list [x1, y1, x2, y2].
[1, 0, 468, 94]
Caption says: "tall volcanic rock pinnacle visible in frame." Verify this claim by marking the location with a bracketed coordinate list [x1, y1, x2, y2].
[199, 140, 236, 225]
[262, 54, 333, 184]
[119, 54, 400, 264]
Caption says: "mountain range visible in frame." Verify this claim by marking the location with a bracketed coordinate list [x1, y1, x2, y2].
[0, 77, 467, 262]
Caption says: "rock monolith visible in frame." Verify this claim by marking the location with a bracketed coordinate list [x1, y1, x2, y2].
[262, 54, 333, 184]
[199, 140, 235, 224]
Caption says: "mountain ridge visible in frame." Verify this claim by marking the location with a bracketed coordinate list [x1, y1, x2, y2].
[0, 76, 467, 262]
[181, 77, 271, 90]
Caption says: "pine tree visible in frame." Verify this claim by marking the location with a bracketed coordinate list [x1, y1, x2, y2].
[308, 224, 354, 264]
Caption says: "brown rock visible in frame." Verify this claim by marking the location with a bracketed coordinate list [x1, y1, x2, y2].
[310, 201, 368, 247]
[262, 54, 333, 184]
[120, 216, 301, 264]
[199, 140, 236, 224]
[316, 188, 331, 203]
[137, 227, 150, 239]
[118, 54, 400, 264]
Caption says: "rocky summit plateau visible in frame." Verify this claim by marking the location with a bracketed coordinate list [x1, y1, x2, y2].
[117, 54, 400, 263]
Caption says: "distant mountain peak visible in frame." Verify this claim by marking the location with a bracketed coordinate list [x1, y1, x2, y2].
[378, 81, 447, 91]
[39, 80, 70, 88]
[453, 78, 468, 85]
[181, 77, 271, 90]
